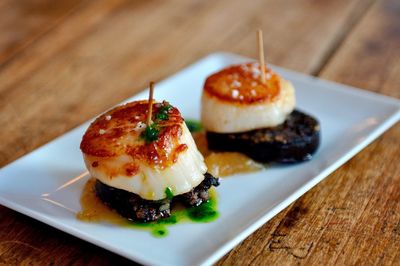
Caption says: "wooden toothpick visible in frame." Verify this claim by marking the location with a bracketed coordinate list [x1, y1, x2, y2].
[257, 29, 266, 84]
[147, 81, 155, 125]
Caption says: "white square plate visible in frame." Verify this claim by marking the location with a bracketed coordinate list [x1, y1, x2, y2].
[0, 52, 399, 266]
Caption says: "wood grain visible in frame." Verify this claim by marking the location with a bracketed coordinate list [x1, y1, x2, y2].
[0, 0, 399, 265]
[0, 0, 371, 166]
[322, 0, 400, 98]
[0, 0, 83, 66]
[218, 0, 400, 265]
[0, 206, 135, 265]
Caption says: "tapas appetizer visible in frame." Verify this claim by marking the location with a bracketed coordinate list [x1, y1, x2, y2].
[201, 31, 320, 163]
[80, 83, 219, 222]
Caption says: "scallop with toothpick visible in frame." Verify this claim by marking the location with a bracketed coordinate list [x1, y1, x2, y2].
[81, 82, 219, 222]
[201, 30, 320, 163]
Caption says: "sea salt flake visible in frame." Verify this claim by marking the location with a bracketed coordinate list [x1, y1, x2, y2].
[231, 89, 239, 98]
[231, 80, 241, 88]
[250, 62, 261, 78]
[251, 67, 261, 75]
[240, 65, 249, 72]
[133, 121, 146, 131]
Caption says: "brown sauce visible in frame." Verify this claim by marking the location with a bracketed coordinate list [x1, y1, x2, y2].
[192, 131, 263, 177]
[205, 152, 263, 177]
[76, 178, 126, 225]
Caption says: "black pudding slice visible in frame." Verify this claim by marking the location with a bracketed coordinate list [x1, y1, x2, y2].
[95, 180, 171, 222]
[206, 110, 320, 163]
[95, 173, 219, 222]
[178, 173, 220, 207]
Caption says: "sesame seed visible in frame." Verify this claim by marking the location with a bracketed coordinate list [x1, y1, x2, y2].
[99, 129, 106, 134]
[105, 115, 112, 120]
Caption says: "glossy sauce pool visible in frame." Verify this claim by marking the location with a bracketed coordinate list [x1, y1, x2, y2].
[192, 131, 263, 177]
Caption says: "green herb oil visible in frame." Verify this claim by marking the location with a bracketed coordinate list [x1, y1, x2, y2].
[127, 189, 219, 237]
[141, 124, 159, 143]
[185, 119, 203, 133]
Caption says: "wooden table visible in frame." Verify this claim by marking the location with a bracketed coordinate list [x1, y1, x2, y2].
[0, 0, 399, 265]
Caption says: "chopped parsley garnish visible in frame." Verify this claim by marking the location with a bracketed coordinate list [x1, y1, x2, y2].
[185, 119, 203, 133]
[155, 112, 169, 121]
[165, 187, 174, 200]
[141, 124, 159, 143]
[155, 102, 172, 121]
[140, 102, 173, 143]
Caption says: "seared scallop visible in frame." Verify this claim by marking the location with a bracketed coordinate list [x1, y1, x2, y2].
[201, 62, 295, 133]
[201, 62, 319, 163]
[80, 100, 207, 201]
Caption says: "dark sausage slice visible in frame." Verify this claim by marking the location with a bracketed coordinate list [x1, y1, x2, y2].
[206, 110, 320, 163]
[95, 173, 219, 222]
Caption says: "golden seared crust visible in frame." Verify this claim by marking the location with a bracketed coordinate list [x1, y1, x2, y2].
[80, 101, 187, 169]
[204, 62, 280, 104]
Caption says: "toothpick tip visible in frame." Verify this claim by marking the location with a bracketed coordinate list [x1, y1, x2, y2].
[257, 29, 266, 84]
[147, 81, 155, 125]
